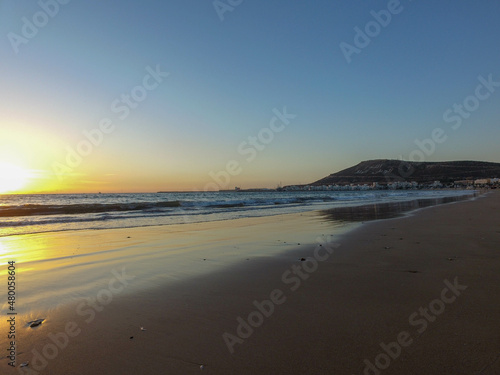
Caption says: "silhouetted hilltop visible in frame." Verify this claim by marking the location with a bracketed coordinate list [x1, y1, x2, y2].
[311, 159, 500, 186]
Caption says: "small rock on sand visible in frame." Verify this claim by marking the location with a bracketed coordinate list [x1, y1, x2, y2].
[28, 319, 44, 328]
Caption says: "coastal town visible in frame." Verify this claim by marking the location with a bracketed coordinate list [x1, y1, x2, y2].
[278, 160, 500, 191]
[280, 178, 500, 191]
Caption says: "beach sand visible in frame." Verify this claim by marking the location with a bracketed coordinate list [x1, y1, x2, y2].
[2, 191, 499, 374]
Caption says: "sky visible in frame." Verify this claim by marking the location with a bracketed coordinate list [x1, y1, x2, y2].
[0, 0, 499, 193]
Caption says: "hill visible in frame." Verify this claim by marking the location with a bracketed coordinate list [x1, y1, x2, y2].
[310, 159, 500, 186]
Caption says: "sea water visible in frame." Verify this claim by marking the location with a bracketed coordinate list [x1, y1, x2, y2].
[0, 190, 474, 237]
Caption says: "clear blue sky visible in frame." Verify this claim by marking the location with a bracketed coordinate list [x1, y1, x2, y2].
[1, 1, 499, 192]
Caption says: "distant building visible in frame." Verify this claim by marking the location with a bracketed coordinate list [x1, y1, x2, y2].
[432, 181, 443, 188]
[474, 179, 490, 185]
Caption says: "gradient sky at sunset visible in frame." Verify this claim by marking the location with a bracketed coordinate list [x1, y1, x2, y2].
[1, 1, 499, 193]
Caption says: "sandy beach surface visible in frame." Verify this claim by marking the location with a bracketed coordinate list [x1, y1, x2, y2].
[2, 191, 499, 374]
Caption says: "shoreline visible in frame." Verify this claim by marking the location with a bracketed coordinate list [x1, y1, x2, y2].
[0, 189, 476, 238]
[0, 192, 476, 315]
[2, 191, 499, 374]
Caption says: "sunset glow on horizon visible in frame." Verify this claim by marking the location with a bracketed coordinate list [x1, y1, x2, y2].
[0, 162, 31, 194]
[1, 2, 500, 194]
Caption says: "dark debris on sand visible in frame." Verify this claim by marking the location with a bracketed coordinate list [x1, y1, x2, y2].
[28, 319, 45, 328]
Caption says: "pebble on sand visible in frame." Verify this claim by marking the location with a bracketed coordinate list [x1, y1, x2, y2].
[28, 319, 45, 328]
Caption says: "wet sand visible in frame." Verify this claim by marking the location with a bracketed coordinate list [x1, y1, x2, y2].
[2, 191, 500, 374]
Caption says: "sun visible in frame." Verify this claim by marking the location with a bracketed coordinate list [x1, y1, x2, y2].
[0, 162, 31, 193]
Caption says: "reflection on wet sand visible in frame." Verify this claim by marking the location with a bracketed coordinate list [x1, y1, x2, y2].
[319, 193, 476, 223]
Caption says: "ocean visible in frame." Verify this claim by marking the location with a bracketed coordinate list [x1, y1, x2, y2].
[0, 190, 475, 237]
